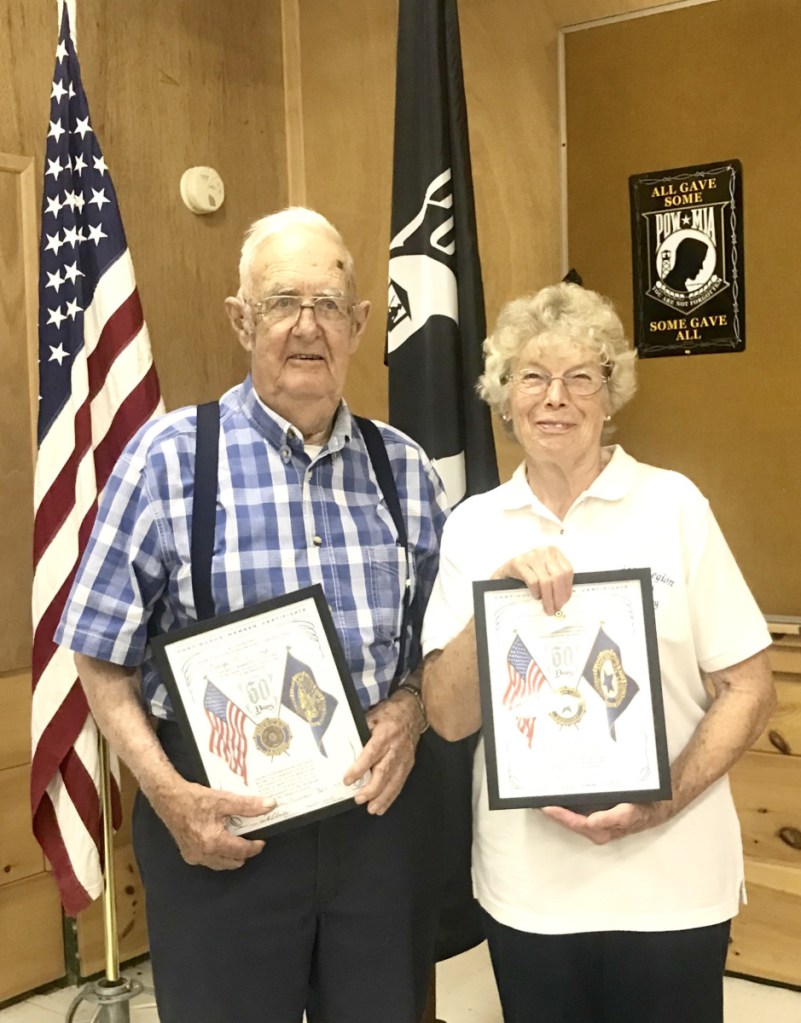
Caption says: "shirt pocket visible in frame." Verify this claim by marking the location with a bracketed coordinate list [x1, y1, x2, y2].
[367, 543, 410, 641]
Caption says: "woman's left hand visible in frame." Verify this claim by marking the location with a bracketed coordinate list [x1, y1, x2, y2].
[540, 801, 673, 844]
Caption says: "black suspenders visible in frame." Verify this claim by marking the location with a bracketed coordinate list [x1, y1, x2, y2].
[190, 401, 220, 623]
[191, 404, 414, 687]
[352, 415, 417, 689]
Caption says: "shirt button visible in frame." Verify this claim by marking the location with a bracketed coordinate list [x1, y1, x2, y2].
[313, 535, 323, 546]
[287, 429, 296, 440]
[280, 446, 291, 462]
[560, 528, 565, 535]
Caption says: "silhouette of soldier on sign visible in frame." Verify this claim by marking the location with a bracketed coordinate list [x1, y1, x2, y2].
[663, 236, 709, 293]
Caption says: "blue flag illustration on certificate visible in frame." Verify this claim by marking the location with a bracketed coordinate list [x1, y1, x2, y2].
[281, 650, 338, 757]
[581, 626, 640, 741]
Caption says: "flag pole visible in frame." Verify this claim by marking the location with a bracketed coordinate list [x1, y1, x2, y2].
[99, 734, 121, 984]
[64, 736, 144, 1022]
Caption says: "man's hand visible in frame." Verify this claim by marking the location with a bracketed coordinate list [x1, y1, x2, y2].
[72, 653, 277, 869]
[343, 692, 423, 815]
[540, 800, 672, 844]
[151, 778, 276, 870]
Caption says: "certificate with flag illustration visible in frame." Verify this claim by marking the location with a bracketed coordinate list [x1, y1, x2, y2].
[473, 570, 671, 811]
[151, 585, 372, 837]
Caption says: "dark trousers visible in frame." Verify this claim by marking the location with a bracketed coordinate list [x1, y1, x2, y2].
[482, 908, 731, 1023]
[133, 724, 444, 1023]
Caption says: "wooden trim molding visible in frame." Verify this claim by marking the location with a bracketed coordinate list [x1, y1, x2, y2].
[281, 0, 306, 206]
[0, 153, 40, 467]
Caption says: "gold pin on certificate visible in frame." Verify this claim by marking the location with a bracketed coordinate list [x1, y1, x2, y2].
[473, 570, 672, 812]
[151, 585, 372, 838]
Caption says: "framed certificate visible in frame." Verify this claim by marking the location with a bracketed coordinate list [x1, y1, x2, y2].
[150, 584, 371, 838]
[473, 570, 671, 812]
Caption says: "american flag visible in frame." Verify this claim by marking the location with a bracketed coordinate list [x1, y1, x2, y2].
[504, 634, 548, 748]
[203, 682, 249, 783]
[30, 5, 163, 916]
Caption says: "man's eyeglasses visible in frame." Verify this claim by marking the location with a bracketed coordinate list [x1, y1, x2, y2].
[505, 366, 610, 397]
[249, 294, 353, 327]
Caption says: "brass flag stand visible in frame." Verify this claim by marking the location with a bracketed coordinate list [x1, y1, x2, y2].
[64, 735, 145, 1022]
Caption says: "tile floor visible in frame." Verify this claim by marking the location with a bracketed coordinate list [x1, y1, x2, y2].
[1, 943, 800, 1021]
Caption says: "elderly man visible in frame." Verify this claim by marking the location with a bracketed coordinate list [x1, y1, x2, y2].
[56, 208, 449, 1023]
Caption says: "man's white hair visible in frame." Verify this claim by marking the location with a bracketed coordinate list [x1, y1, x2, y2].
[238, 207, 357, 297]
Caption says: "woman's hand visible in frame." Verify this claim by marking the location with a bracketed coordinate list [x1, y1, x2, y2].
[492, 546, 574, 615]
[540, 801, 672, 844]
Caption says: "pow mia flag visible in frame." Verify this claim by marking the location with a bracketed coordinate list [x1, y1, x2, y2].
[629, 160, 745, 358]
[386, 0, 498, 506]
[386, 0, 491, 967]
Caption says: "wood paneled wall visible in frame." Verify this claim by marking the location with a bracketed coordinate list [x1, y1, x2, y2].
[0, 155, 38, 671]
[728, 633, 801, 985]
[547, 0, 686, 23]
[564, 0, 801, 615]
[74, 0, 289, 411]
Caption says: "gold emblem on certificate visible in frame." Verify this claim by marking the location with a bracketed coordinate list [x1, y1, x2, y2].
[548, 686, 586, 728]
[254, 716, 292, 757]
[289, 668, 327, 726]
[591, 648, 629, 708]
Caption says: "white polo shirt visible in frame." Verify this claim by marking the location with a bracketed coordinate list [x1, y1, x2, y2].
[422, 446, 771, 934]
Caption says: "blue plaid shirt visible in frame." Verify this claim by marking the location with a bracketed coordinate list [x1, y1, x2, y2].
[56, 377, 449, 718]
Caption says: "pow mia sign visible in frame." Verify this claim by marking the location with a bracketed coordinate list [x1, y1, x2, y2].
[629, 160, 744, 358]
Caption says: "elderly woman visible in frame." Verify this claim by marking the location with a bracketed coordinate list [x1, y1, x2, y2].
[422, 283, 775, 1023]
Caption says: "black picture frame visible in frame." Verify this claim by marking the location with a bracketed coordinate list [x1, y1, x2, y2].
[473, 570, 671, 812]
[151, 584, 371, 838]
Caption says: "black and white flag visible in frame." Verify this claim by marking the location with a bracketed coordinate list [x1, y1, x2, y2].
[386, 0, 490, 966]
[387, 0, 498, 506]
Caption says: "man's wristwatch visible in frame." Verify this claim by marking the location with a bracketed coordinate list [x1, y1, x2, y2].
[395, 681, 430, 734]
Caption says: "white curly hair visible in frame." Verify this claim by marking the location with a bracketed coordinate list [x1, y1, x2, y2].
[478, 282, 637, 422]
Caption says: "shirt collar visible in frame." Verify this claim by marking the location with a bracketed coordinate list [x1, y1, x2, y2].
[235, 375, 354, 455]
[498, 445, 638, 514]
